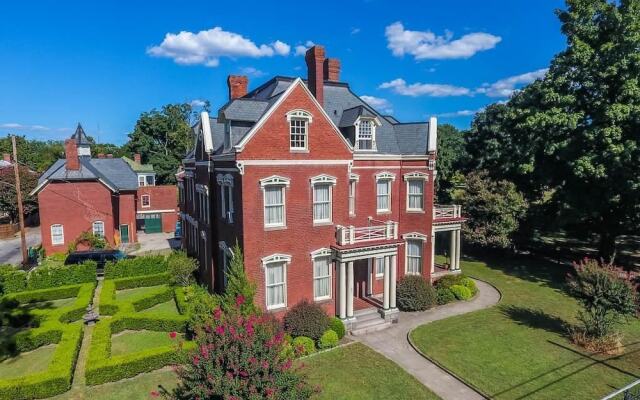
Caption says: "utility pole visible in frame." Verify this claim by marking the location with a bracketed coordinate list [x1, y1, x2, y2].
[11, 135, 28, 266]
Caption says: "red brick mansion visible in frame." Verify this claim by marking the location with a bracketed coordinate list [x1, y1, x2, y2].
[179, 46, 464, 329]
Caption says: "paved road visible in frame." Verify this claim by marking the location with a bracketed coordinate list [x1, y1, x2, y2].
[130, 232, 180, 255]
[358, 280, 501, 400]
[0, 227, 41, 265]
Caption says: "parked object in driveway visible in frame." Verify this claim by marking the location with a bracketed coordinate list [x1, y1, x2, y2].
[65, 249, 126, 276]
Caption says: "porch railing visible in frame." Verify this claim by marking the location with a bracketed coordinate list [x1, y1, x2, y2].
[434, 204, 462, 220]
[336, 220, 398, 246]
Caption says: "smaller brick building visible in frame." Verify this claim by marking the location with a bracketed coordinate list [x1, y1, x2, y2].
[33, 125, 178, 254]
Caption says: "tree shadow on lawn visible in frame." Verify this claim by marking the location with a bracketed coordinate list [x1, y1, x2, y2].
[499, 304, 569, 336]
[0, 298, 52, 360]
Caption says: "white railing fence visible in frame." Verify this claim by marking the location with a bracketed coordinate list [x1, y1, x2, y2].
[434, 204, 462, 219]
[601, 379, 640, 400]
[336, 220, 398, 245]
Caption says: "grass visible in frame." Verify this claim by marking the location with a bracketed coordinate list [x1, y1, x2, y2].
[48, 369, 178, 400]
[0, 344, 56, 379]
[141, 299, 179, 314]
[412, 254, 640, 400]
[115, 285, 166, 301]
[28, 296, 78, 309]
[111, 330, 179, 356]
[303, 343, 441, 400]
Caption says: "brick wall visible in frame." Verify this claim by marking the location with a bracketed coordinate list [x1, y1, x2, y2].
[137, 185, 179, 232]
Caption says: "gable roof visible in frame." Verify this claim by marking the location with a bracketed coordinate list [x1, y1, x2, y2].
[190, 75, 432, 158]
[122, 156, 155, 173]
[32, 157, 139, 195]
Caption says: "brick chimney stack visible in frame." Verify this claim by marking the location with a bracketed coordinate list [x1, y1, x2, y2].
[227, 75, 248, 100]
[97, 153, 105, 159]
[305, 45, 325, 105]
[324, 58, 341, 81]
[3, 153, 10, 163]
[65, 139, 80, 170]
[134, 153, 141, 164]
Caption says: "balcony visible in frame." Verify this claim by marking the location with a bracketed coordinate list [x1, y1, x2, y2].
[336, 220, 398, 246]
[434, 205, 462, 220]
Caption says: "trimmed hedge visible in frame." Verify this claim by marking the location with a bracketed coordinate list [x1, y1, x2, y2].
[132, 287, 174, 312]
[292, 336, 316, 356]
[318, 329, 339, 349]
[114, 273, 170, 290]
[397, 275, 437, 311]
[99, 274, 171, 316]
[329, 317, 346, 339]
[283, 300, 330, 341]
[450, 284, 473, 300]
[27, 262, 96, 290]
[436, 287, 456, 305]
[85, 314, 192, 385]
[0, 265, 27, 294]
[104, 255, 168, 279]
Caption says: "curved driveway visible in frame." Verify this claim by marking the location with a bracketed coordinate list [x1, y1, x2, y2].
[358, 280, 501, 400]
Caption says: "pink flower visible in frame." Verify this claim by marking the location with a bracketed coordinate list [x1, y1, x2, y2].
[236, 295, 245, 306]
[150, 391, 159, 398]
[213, 308, 222, 319]
[193, 355, 200, 365]
[215, 325, 225, 335]
[169, 331, 177, 339]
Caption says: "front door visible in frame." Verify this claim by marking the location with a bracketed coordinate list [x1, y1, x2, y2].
[144, 213, 162, 233]
[120, 224, 129, 244]
[353, 259, 369, 298]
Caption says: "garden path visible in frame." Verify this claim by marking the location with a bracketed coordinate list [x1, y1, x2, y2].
[358, 279, 501, 400]
[70, 280, 103, 387]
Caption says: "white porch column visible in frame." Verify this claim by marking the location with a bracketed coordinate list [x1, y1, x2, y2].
[430, 231, 436, 273]
[347, 261, 354, 319]
[383, 256, 390, 310]
[339, 262, 346, 319]
[449, 230, 457, 270]
[390, 254, 397, 309]
[455, 230, 461, 270]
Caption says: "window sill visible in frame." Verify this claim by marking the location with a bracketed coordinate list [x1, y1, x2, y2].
[264, 225, 287, 232]
[375, 275, 383, 280]
[376, 210, 392, 215]
[313, 221, 333, 227]
[267, 305, 287, 312]
[406, 209, 425, 214]
[290, 149, 309, 153]
[314, 298, 332, 305]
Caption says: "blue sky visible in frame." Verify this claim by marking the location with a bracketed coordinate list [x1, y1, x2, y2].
[0, 0, 566, 144]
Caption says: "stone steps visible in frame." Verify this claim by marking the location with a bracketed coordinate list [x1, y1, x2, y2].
[350, 308, 392, 336]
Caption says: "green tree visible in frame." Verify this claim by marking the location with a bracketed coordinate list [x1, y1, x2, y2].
[436, 124, 466, 202]
[125, 103, 195, 184]
[452, 170, 528, 250]
[167, 251, 198, 287]
[222, 243, 258, 316]
[0, 165, 39, 223]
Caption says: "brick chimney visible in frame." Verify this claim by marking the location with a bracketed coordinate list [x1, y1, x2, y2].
[106, 154, 113, 159]
[3, 153, 10, 163]
[97, 153, 105, 159]
[305, 45, 325, 105]
[65, 139, 80, 170]
[134, 153, 141, 164]
[324, 58, 341, 81]
[227, 75, 248, 100]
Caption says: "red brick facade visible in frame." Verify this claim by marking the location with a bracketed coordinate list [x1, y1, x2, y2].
[136, 185, 179, 232]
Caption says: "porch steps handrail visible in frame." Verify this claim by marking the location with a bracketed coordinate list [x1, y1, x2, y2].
[336, 220, 398, 245]
[434, 204, 462, 219]
[601, 379, 640, 400]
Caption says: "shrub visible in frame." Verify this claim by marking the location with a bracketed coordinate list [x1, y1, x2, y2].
[318, 329, 339, 350]
[68, 231, 108, 253]
[0, 265, 27, 294]
[180, 285, 221, 330]
[329, 317, 346, 339]
[567, 258, 637, 340]
[166, 251, 197, 287]
[45, 253, 67, 263]
[450, 285, 472, 300]
[396, 276, 437, 311]
[27, 261, 96, 290]
[113, 273, 169, 290]
[434, 274, 465, 289]
[436, 287, 456, 305]
[104, 255, 167, 279]
[460, 277, 478, 296]
[221, 243, 258, 316]
[283, 300, 330, 341]
[165, 298, 317, 400]
[292, 336, 316, 356]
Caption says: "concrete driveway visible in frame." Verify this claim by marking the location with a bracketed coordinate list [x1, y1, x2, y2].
[0, 227, 41, 266]
[130, 231, 180, 255]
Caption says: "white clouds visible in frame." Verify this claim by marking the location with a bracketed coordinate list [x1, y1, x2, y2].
[351, 27, 361, 35]
[189, 99, 207, 108]
[379, 78, 471, 97]
[0, 123, 50, 131]
[437, 108, 485, 118]
[238, 66, 266, 77]
[361, 96, 393, 114]
[294, 41, 315, 56]
[385, 22, 501, 60]
[477, 68, 548, 97]
[147, 27, 291, 67]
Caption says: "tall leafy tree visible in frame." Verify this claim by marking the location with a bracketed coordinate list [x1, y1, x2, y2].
[125, 103, 196, 184]
[435, 124, 466, 203]
[0, 165, 39, 223]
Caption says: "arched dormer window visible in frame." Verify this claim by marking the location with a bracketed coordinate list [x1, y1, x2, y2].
[355, 117, 380, 151]
[286, 109, 312, 151]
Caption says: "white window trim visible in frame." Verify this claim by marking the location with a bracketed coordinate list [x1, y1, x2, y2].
[92, 221, 105, 237]
[376, 180, 393, 214]
[311, 252, 332, 302]
[287, 110, 312, 152]
[311, 175, 336, 225]
[286, 109, 313, 123]
[348, 178, 357, 217]
[223, 121, 231, 152]
[261, 176, 290, 229]
[141, 194, 151, 208]
[404, 172, 428, 212]
[404, 234, 427, 276]
[217, 174, 234, 223]
[375, 256, 384, 279]
[355, 117, 381, 151]
[51, 224, 64, 245]
[262, 253, 291, 311]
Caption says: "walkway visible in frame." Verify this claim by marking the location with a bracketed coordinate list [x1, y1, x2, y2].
[358, 279, 501, 400]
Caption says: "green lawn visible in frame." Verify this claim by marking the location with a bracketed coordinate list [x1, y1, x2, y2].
[0, 344, 56, 379]
[304, 343, 441, 400]
[115, 285, 167, 301]
[141, 299, 179, 314]
[111, 330, 179, 356]
[412, 255, 640, 399]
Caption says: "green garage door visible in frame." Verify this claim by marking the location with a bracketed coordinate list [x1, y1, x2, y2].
[140, 213, 162, 233]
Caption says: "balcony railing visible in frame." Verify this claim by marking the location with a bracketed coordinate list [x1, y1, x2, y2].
[336, 220, 398, 246]
[434, 205, 462, 220]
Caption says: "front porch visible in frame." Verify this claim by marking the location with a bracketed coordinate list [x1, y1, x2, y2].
[431, 205, 466, 280]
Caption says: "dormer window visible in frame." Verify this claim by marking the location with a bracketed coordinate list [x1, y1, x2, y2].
[286, 109, 312, 151]
[223, 121, 231, 152]
[356, 118, 377, 150]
